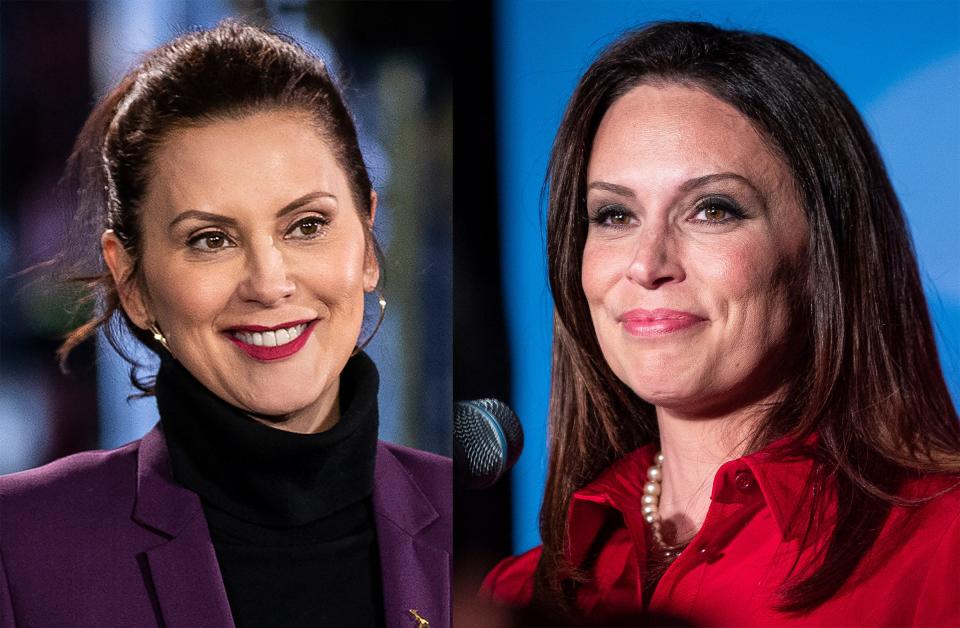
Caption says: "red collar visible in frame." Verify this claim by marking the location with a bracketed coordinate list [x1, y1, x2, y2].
[566, 436, 820, 567]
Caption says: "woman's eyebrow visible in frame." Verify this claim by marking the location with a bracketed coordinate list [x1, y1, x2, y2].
[587, 181, 635, 198]
[274, 191, 338, 219]
[679, 172, 759, 195]
[588, 173, 760, 199]
[167, 191, 338, 231]
[167, 210, 237, 232]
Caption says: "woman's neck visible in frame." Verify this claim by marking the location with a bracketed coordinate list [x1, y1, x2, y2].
[654, 406, 758, 544]
[157, 351, 381, 527]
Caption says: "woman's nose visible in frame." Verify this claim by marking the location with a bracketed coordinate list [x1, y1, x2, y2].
[237, 237, 296, 305]
[625, 224, 685, 289]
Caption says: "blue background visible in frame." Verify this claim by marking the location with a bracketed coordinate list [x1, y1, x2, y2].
[495, 0, 960, 553]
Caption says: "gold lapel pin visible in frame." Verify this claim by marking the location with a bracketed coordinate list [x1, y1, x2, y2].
[408, 609, 429, 627]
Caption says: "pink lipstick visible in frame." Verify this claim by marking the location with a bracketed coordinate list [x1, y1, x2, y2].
[224, 319, 318, 362]
[619, 308, 707, 337]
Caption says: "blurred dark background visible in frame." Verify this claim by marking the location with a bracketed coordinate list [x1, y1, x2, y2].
[452, 0, 515, 604]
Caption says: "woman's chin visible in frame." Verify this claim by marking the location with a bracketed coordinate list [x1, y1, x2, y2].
[229, 385, 327, 420]
[636, 390, 695, 411]
[630, 379, 717, 414]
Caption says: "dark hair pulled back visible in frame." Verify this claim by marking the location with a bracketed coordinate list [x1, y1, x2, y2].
[57, 19, 380, 394]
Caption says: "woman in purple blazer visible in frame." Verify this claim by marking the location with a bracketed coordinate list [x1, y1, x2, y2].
[0, 21, 450, 628]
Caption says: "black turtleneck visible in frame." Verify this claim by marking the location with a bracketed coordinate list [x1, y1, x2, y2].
[155, 352, 385, 628]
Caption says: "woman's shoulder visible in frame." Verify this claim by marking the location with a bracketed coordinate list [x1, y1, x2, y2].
[900, 470, 960, 497]
[894, 472, 960, 533]
[860, 473, 960, 625]
[377, 439, 451, 471]
[480, 545, 542, 608]
[0, 439, 141, 508]
[0, 441, 140, 498]
[374, 441, 452, 535]
[376, 440, 451, 491]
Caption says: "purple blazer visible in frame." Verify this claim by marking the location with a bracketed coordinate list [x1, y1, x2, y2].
[0, 425, 451, 628]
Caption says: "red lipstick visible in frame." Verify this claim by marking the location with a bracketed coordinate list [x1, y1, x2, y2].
[619, 308, 707, 337]
[227, 319, 315, 333]
[225, 320, 318, 362]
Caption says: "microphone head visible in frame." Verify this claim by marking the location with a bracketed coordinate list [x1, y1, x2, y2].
[454, 399, 524, 490]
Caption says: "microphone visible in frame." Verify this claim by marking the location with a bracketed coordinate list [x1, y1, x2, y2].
[454, 399, 524, 490]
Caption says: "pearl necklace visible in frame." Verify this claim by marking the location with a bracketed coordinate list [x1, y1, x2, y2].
[642, 452, 685, 559]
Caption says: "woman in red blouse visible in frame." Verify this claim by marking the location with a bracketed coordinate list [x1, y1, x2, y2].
[483, 22, 960, 626]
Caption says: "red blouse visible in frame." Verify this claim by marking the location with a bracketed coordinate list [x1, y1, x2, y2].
[483, 442, 960, 626]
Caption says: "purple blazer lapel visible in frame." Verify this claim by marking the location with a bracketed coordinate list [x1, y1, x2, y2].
[134, 426, 235, 628]
[131, 429, 448, 628]
[373, 443, 451, 628]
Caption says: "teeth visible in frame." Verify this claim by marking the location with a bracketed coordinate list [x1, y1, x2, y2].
[233, 323, 308, 347]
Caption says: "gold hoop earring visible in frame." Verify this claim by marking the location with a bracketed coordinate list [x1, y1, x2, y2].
[353, 293, 386, 356]
[148, 322, 170, 352]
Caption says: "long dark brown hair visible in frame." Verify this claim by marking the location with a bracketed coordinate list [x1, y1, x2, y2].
[538, 21, 960, 614]
[54, 19, 381, 393]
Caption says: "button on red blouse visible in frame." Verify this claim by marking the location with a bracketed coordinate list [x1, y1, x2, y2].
[734, 469, 755, 492]
[482, 441, 960, 626]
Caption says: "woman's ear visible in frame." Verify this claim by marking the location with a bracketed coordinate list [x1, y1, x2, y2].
[101, 230, 151, 328]
[368, 190, 378, 227]
[363, 191, 380, 292]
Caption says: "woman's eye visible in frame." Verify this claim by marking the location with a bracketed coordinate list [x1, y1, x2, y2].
[607, 210, 630, 225]
[701, 205, 728, 221]
[692, 198, 746, 224]
[590, 205, 634, 228]
[188, 231, 233, 251]
[288, 216, 329, 238]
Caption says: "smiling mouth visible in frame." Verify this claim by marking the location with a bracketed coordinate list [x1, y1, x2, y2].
[224, 319, 318, 362]
[229, 322, 310, 347]
[619, 308, 707, 337]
